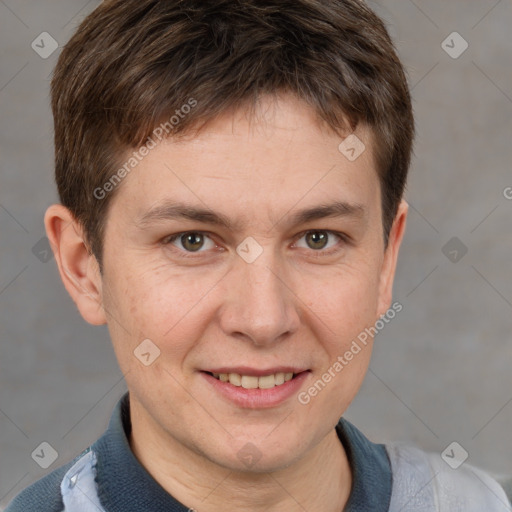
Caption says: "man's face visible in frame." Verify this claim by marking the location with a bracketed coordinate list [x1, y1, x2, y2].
[97, 93, 406, 472]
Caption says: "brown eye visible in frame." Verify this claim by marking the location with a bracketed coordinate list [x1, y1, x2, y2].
[305, 231, 329, 250]
[165, 231, 216, 254]
[294, 230, 345, 255]
[180, 232, 205, 252]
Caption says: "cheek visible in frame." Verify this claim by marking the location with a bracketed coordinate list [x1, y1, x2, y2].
[110, 265, 218, 359]
[302, 262, 381, 345]
[298, 270, 378, 417]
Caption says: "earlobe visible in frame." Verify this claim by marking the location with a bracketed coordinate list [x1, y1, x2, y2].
[44, 204, 107, 326]
[376, 199, 408, 318]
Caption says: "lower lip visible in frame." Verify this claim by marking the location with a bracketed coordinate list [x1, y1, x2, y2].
[201, 371, 311, 409]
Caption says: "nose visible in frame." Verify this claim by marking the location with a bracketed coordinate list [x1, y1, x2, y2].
[218, 244, 300, 347]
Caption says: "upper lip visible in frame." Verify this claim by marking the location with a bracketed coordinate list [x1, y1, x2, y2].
[202, 366, 310, 377]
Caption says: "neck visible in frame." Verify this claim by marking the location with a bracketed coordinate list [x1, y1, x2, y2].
[129, 405, 352, 512]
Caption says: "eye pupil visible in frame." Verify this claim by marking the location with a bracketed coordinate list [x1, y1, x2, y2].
[182, 232, 204, 251]
[306, 231, 328, 250]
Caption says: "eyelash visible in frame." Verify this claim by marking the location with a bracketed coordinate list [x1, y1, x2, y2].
[162, 230, 348, 259]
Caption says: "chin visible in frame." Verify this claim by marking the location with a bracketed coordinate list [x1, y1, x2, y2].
[206, 434, 304, 474]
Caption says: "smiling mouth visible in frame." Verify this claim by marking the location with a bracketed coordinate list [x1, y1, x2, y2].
[204, 371, 302, 389]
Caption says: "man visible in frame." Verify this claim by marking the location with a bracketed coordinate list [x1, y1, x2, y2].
[6, 0, 511, 510]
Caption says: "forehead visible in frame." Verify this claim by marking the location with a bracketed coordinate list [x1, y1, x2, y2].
[108, 94, 381, 228]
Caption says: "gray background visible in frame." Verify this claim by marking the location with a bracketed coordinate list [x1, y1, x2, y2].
[0, 0, 511, 507]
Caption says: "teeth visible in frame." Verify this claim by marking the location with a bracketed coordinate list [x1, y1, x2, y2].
[241, 375, 259, 389]
[258, 374, 276, 389]
[212, 371, 296, 389]
[229, 373, 242, 386]
[275, 373, 285, 385]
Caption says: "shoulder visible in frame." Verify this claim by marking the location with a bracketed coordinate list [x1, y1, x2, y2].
[4, 447, 101, 512]
[3, 448, 92, 512]
[4, 395, 127, 512]
[386, 443, 512, 511]
[5, 448, 107, 512]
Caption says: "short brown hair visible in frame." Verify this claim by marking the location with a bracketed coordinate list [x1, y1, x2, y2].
[51, 0, 414, 268]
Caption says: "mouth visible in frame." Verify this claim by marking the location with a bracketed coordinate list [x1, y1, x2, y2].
[203, 371, 303, 390]
[200, 368, 311, 408]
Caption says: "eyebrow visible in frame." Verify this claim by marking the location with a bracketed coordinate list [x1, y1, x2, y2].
[135, 200, 366, 231]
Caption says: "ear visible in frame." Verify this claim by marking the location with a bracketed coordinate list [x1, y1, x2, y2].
[44, 204, 106, 325]
[376, 199, 408, 318]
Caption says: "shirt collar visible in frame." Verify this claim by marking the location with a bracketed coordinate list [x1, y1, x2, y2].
[336, 415, 392, 511]
[92, 392, 391, 511]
